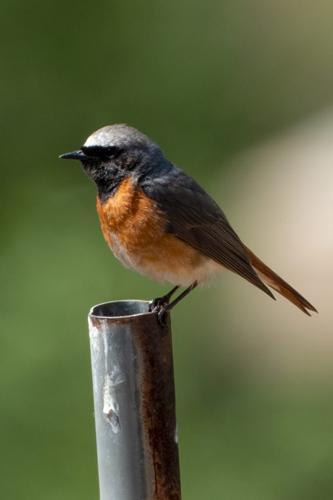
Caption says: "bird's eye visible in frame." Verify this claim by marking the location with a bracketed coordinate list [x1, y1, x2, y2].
[81, 145, 120, 158]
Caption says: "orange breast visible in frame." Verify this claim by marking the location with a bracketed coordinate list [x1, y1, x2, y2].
[96, 177, 209, 285]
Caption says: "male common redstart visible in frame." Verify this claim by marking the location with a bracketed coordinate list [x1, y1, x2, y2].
[60, 124, 316, 321]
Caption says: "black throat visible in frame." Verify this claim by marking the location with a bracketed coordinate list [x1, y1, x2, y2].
[97, 170, 128, 203]
[82, 160, 128, 203]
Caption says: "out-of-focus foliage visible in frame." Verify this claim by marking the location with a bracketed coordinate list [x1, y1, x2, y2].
[1, 1, 332, 498]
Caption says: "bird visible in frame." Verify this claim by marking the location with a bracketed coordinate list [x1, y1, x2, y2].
[60, 124, 317, 322]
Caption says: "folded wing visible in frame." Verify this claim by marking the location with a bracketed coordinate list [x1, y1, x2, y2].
[142, 166, 274, 298]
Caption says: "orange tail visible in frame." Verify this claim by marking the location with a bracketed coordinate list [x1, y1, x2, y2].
[245, 247, 317, 316]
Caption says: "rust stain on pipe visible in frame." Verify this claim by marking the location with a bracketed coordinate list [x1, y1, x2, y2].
[134, 314, 180, 500]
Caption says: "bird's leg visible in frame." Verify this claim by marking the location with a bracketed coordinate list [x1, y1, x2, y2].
[164, 281, 198, 312]
[156, 281, 198, 324]
[150, 285, 179, 311]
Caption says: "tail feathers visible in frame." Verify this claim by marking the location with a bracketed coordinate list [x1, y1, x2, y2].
[245, 247, 317, 316]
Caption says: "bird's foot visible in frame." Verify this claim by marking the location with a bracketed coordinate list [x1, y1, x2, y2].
[149, 282, 198, 326]
[150, 296, 169, 311]
[149, 297, 170, 326]
[149, 286, 179, 324]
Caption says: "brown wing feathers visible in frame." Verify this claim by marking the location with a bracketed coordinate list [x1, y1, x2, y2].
[143, 171, 274, 298]
[143, 168, 316, 315]
[174, 217, 275, 299]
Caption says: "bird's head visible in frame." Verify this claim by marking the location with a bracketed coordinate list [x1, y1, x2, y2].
[60, 124, 163, 196]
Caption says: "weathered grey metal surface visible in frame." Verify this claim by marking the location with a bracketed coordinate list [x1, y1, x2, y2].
[88, 300, 181, 500]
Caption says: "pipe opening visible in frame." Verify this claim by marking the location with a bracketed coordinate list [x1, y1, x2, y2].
[90, 300, 151, 319]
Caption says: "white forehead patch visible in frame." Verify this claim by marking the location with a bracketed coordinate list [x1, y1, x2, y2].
[83, 124, 152, 150]
[84, 127, 115, 148]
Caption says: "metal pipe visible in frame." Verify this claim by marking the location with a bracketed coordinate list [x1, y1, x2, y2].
[88, 300, 181, 500]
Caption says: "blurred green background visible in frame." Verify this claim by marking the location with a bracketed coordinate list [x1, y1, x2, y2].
[1, 1, 332, 498]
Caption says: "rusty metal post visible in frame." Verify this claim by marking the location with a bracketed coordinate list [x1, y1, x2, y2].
[88, 300, 181, 500]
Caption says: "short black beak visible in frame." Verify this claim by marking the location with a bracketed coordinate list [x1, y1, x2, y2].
[59, 150, 86, 160]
